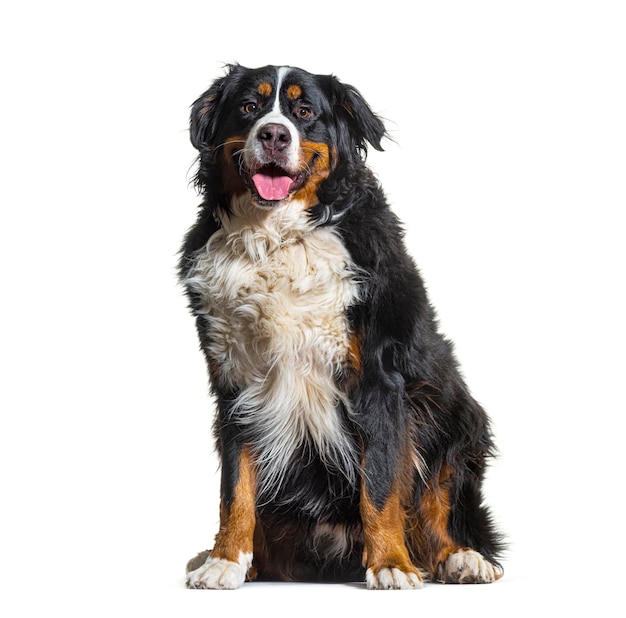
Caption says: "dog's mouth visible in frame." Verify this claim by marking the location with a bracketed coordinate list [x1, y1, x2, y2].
[244, 164, 307, 203]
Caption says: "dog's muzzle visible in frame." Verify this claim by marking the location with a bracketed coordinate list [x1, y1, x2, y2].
[244, 122, 306, 202]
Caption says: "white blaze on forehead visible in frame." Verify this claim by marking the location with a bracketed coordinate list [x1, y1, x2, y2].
[260, 65, 293, 124]
[243, 66, 300, 174]
[272, 66, 291, 112]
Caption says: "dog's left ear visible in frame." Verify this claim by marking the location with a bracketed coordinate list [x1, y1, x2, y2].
[323, 75, 387, 158]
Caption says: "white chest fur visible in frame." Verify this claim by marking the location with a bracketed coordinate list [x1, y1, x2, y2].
[185, 200, 360, 495]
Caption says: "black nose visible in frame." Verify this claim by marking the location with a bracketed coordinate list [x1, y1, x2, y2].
[257, 123, 291, 152]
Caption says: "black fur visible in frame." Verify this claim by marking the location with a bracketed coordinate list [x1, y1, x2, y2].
[180, 64, 504, 586]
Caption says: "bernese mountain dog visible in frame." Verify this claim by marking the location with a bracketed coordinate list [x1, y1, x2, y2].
[180, 64, 504, 590]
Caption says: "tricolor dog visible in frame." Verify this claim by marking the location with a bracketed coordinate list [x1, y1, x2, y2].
[180, 64, 504, 589]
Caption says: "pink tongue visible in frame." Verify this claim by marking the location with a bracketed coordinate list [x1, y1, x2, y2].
[252, 173, 294, 201]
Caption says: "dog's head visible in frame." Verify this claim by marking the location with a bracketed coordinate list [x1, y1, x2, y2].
[190, 64, 386, 210]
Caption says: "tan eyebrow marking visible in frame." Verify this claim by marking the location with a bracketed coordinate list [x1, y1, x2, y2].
[287, 84, 302, 100]
[257, 82, 272, 97]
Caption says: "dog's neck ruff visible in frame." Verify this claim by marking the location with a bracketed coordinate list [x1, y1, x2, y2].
[217, 194, 313, 260]
[185, 195, 360, 499]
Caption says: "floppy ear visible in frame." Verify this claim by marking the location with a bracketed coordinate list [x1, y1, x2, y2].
[326, 75, 387, 157]
[189, 64, 244, 151]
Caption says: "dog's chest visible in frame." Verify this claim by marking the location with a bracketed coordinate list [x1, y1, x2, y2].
[186, 217, 359, 486]
[192, 226, 357, 381]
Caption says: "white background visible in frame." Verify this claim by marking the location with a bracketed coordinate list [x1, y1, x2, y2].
[1, 1, 624, 615]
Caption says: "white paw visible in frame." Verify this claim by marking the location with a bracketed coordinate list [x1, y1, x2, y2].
[366, 567, 423, 590]
[437, 549, 500, 584]
[186, 552, 252, 590]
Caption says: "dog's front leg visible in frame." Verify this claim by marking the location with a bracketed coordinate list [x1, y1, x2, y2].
[357, 373, 423, 590]
[360, 484, 423, 589]
[186, 446, 256, 589]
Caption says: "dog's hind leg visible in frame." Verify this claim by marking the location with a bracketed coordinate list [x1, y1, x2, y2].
[407, 463, 503, 584]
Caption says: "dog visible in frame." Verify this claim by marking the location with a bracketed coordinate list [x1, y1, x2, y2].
[180, 64, 504, 589]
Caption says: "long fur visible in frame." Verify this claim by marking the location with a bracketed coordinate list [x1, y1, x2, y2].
[180, 64, 504, 589]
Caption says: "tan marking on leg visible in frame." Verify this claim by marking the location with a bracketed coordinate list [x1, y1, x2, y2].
[186, 449, 256, 589]
[211, 448, 256, 563]
[405, 464, 461, 577]
[360, 481, 422, 589]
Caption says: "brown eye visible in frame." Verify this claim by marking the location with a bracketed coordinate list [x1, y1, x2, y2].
[243, 102, 258, 114]
[297, 105, 312, 119]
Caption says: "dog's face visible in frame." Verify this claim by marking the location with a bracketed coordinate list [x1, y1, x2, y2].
[190, 65, 386, 209]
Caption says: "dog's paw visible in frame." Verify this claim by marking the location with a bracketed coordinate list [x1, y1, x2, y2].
[366, 566, 424, 590]
[437, 549, 501, 584]
[186, 552, 252, 590]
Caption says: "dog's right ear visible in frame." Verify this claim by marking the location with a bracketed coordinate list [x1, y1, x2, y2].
[190, 64, 243, 151]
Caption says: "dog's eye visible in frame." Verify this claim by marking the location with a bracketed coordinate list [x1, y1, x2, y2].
[296, 105, 313, 120]
[243, 102, 258, 114]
